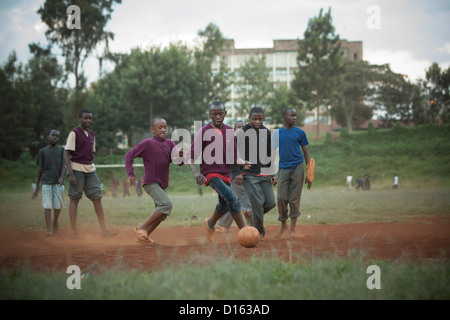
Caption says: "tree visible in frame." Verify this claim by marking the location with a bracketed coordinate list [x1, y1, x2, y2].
[235, 54, 273, 115]
[266, 86, 304, 126]
[422, 63, 450, 123]
[24, 43, 68, 156]
[332, 60, 380, 131]
[38, 0, 121, 122]
[194, 23, 231, 110]
[291, 7, 343, 140]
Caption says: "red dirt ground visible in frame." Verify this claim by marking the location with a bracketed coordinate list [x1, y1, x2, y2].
[1, 215, 449, 273]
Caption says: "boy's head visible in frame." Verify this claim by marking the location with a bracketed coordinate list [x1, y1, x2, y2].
[209, 100, 227, 129]
[78, 109, 92, 129]
[248, 107, 264, 130]
[282, 108, 297, 127]
[234, 120, 245, 131]
[47, 129, 60, 146]
[151, 116, 167, 139]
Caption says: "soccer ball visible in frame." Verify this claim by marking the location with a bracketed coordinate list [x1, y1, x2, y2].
[237, 226, 260, 248]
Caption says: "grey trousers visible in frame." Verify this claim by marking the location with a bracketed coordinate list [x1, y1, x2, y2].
[243, 175, 276, 237]
[277, 163, 304, 221]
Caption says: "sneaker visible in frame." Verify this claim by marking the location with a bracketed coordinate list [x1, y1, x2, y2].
[203, 218, 214, 242]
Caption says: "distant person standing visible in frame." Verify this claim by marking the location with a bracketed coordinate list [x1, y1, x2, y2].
[346, 175, 353, 190]
[392, 174, 399, 190]
[64, 109, 117, 238]
[32, 129, 65, 236]
[364, 172, 371, 190]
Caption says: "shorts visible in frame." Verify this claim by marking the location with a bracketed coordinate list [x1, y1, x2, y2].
[143, 183, 173, 215]
[68, 170, 102, 201]
[41, 184, 66, 210]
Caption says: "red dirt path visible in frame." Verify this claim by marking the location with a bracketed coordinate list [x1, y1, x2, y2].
[1, 216, 449, 273]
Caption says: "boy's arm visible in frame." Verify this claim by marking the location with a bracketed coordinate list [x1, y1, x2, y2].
[303, 145, 312, 190]
[64, 150, 76, 186]
[33, 167, 43, 199]
[59, 148, 65, 186]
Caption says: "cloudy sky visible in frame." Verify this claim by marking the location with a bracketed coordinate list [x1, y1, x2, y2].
[1, 0, 449, 84]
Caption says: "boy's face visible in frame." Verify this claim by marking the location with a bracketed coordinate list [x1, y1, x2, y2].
[283, 109, 297, 126]
[235, 121, 244, 132]
[249, 112, 264, 130]
[152, 119, 167, 138]
[79, 112, 93, 129]
[209, 106, 227, 128]
[47, 130, 60, 146]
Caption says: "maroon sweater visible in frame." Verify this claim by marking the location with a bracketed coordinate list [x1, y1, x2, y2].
[70, 127, 95, 164]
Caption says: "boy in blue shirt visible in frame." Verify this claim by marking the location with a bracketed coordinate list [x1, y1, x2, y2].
[272, 108, 312, 238]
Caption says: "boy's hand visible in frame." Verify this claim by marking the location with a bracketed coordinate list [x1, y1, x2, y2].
[32, 189, 38, 199]
[68, 172, 77, 185]
[305, 179, 312, 190]
[128, 176, 136, 186]
[243, 161, 251, 170]
[178, 149, 184, 158]
[58, 177, 64, 186]
[195, 173, 206, 186]
[271, 176, 278, 186]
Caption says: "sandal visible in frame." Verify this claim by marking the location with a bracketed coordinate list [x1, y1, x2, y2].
[135, 237, 159, 246]
[134, 227, 159, 246]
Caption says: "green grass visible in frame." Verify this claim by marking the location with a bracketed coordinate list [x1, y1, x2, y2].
[1, 256, 449, 300]
[1, 124, 450, 300]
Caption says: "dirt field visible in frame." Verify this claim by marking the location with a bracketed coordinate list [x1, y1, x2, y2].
[1, 215, 449, 273]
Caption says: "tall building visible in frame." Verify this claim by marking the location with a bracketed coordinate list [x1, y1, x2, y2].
[213, 39, 363, 131]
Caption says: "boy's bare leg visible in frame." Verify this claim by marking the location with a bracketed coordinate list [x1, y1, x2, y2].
[140, 211, 165, 236]
[231, 212, 246, 229]
[69, 199, 80, 236]
[290, 217, 304, 238]
[274, 220, 288, 238]
[92, 198, 117, 237]
[44, 209, 52, 235]
[53, 209, 60, 235]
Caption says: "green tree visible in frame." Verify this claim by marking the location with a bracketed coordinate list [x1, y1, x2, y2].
[332, 60, 381, 131]
[24, 43, 68, 155]
[266, 86, 304, 126]
[38, 0, 121, 124]
[291, 7, 344, 140]
[194, 23, 231, 110]
[422, 63, 450, 123]
[235, 54, 273, 115]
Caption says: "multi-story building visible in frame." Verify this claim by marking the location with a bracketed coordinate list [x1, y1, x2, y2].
[213, 39, 363, 132]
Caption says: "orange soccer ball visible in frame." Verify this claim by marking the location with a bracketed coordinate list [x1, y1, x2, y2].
[237, 226, 260, 248]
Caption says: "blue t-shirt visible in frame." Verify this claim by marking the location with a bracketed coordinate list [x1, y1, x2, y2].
[272, 127, 309, 169]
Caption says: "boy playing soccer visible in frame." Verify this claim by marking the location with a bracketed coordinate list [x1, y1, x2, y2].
[64, 109, 117, 238]
[125, 117, 184, 245]
[235, 107, 277, 239]
[272, 108, 312, 238]
[186, 101, 249, 242]
[32, 129, 65, 236]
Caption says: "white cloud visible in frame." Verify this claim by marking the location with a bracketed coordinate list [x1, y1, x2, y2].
[364, 49, 433, 82]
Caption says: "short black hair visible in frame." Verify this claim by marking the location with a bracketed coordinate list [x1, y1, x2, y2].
[209, 100, 226, 110]
[151, 116, 166, 127]
[282, 107, 296, 116]
[249, 107, 264, 117]
[78, 109, 92, 118]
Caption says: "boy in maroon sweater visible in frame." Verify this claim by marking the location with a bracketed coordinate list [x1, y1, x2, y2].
[187, 101, 249, 242]
[125, 117, 184, 245]
[64, 109, 117, 238]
